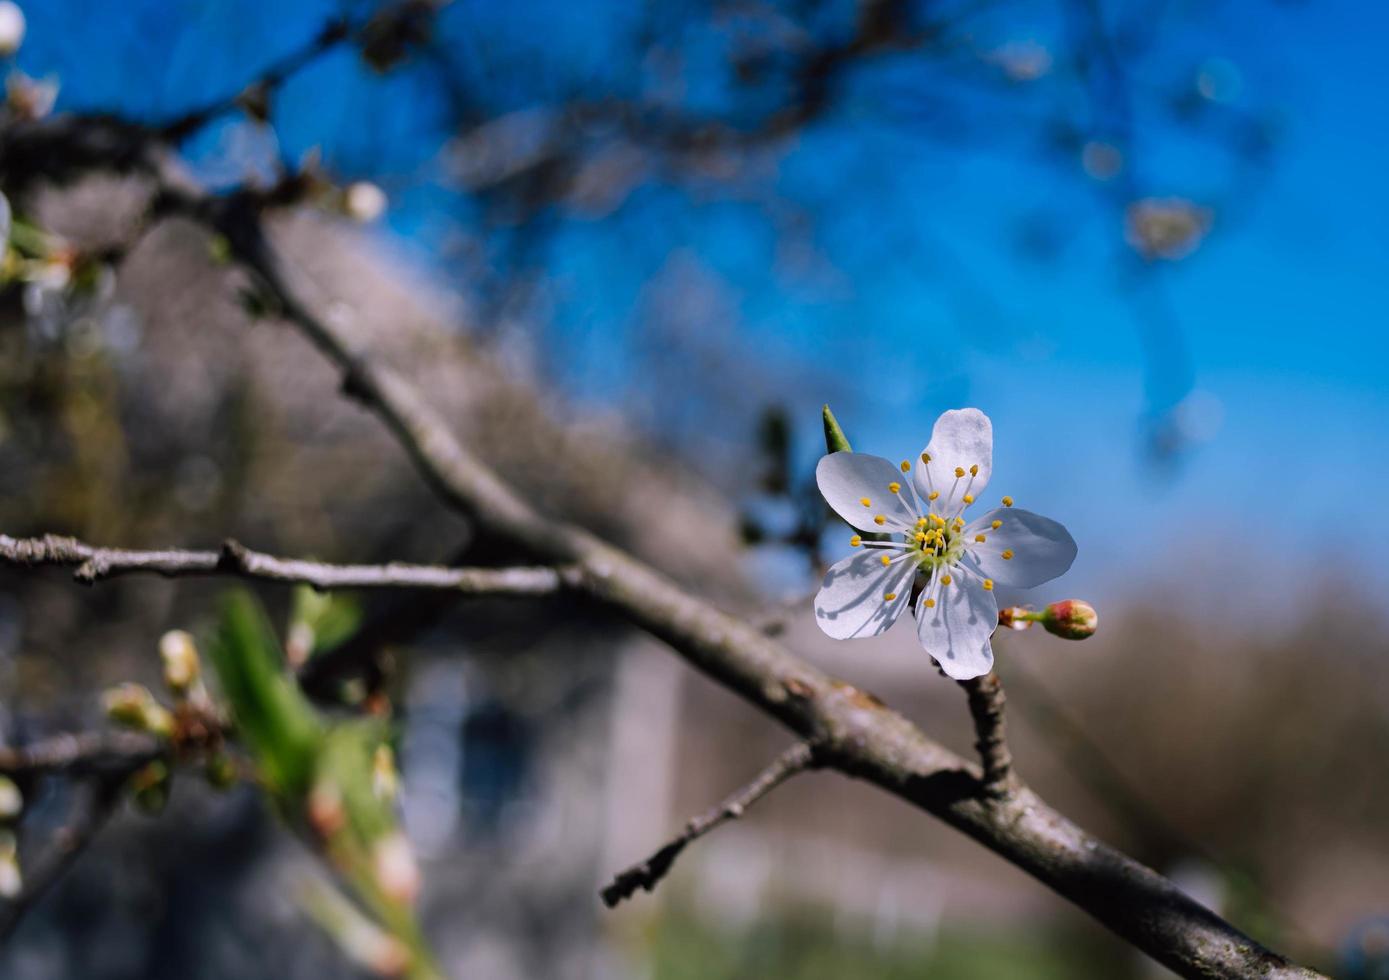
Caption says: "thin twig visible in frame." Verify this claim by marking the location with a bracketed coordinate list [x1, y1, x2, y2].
[957, 671, 1015, 798]
[160, 18, 352, 141]
[0, 767, 135, 941]
[0, 534, 577, 595]
[0, 731, 164, 778]
[601, 742, 816, 908]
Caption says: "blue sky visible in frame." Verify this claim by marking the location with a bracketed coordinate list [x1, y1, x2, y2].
[16, 0, 1389, 610]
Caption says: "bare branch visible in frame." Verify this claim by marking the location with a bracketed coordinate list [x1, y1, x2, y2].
[0, 731, 164, 778]
[191, 213, 1324, 978]
[0, 534, 575, 595]
[0, 765, 137, 941]
[601, 742, 816, 908]
[160, 18, 352, 141]
[957, 671, 1015, 798]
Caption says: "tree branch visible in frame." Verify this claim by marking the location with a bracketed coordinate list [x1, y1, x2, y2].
[0, 534, 575, 595]
[957, 671, 1015, 798]
[0, 173, 1324, 975]
[180, 211, 1323, 978]
[0, 731, 164, 778]
[0, 764, 139, 941]
[159, 18, 353, 141]
[601, 741, 816, 908]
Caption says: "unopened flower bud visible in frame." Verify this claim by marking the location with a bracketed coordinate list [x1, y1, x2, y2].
[307, 779, 346, 839]
[372, 832, 420, 905]
[344, 181, 387, 223]
[0, 775, 21, 820]
[159, 629, 201, 693]
[0, 828, 19, 898]
[103, 683, 175, 737]
[372, 745, 398, 803]
[1042, 599, 1099, 640]
[0, 2, 25, 58]
[130, 761, 171, 814]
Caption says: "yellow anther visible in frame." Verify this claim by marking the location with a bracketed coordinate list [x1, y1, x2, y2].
[849, 535, 862, 547]
[915, 532, 927, 543]
[884, 592, 897, 601]
[962, 494, 975, 504]
[925, 598, 936, 608]
[888, 482, 901, 494]
[880, 554, 891, 567]
[900, 460, 911, 473]
[974, 534, 986, 543]
[941, 575, 952, 586]
[991, 520, 1002, 530]
[954, 466, 966, 478]
[982, 579, 994, 591]
[915, 517, 928, 528]
[1002, 496, 1014, 507]
[928, 490, 939, 501]
[921, 452, 932, 464]
[860, 497, 871, 507]
[969, 464, 979, 476]
[1001, 549, 1014, 560]
[873, 515, 887, 526]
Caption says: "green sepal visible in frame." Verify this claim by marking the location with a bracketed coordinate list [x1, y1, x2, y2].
[820, 404, 888, 540]
[822, 404, 853, 454]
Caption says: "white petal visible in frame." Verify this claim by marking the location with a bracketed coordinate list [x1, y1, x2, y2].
[914, 569, 997, 679]
[965, 507, 1076, 589]
[816, 452, 920, 533]
[912, 408, 992, 518]
[814, 551, 916, 640]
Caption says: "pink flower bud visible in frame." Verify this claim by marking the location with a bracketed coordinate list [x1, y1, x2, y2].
[1042, 600, 1098, 640]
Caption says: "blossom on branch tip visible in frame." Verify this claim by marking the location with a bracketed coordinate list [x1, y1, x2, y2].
[813, 408, 1077, 679]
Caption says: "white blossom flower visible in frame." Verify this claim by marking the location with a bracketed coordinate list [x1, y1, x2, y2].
[813, 408, 1076, 679]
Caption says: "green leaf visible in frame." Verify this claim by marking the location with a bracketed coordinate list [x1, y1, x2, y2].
[318, 721, 395, 844]
[208, 589, 323, 798]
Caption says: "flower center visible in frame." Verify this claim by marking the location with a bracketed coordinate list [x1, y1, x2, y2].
[907, 513, 966, 571]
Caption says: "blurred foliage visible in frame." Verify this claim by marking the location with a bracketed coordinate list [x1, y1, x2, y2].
[647, 907, 1133, 980]
[207, 589, 439, 979]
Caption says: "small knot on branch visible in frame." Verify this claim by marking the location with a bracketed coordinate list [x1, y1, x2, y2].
[218, 538, 252, 573]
